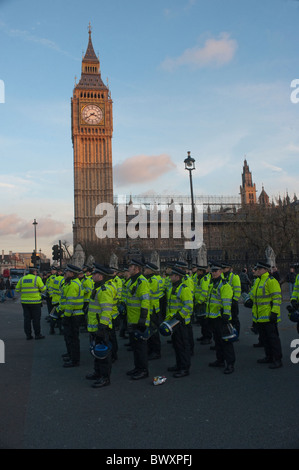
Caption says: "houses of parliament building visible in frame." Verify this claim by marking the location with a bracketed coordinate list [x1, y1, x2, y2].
[71, 28, 298, 268]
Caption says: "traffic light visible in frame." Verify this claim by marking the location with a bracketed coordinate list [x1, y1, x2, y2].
[31, 251, 37, 264]
[52, 244, 59, 260]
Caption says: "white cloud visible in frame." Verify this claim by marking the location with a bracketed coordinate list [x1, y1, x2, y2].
[161, 32, 237, 71]
[286, 143, 299, 153]
[114, 154, 177, 186]
[262, 162, 283, 173]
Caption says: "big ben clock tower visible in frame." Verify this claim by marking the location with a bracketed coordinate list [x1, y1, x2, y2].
[72, 25, 113, 249]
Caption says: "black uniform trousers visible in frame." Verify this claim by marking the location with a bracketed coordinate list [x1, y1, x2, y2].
[208, 317, 235, 366]
[172, 321, 191, 371]
[22, 303, 42, 338]
[195, 303, 212, 340]
[147, 308, 161, 356]
[62, 315, 82, 364]
[257, 322, 282, 361]
[231, 300, 240, 335]
[129, 327, 148, 372]
[110, 318, 119, 360]
[93, 328, 112, 379]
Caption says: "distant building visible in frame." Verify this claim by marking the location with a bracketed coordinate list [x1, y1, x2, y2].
[240, 158, 257, 205]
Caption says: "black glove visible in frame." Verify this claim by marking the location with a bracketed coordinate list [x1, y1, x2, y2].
[244, 298, 253, 309]
[287, 304, 295, 313]
[269, 312, 278, 324]
[137, 309, 148, 332]
[118, 302, 127, 316]
[175, 311, 182, 322]
[222, 314, 230, 324]
[291, 300, 299, 310]
[96, 325, 109, 341]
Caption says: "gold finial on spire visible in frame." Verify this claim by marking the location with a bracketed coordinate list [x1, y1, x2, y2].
[74, 75, 77, 86]
[88, 22, 92, 35]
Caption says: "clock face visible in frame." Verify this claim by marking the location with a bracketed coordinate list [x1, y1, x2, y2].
[82, 105, 103, 125]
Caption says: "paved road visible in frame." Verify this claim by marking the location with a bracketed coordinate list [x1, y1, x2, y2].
[1, 297, 299, 451]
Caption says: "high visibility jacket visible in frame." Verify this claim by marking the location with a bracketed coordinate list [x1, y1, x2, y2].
[121, 277, 132, 305]
[166, 281, 193, 324]
[81, 275, 94, 303]
[194, 273, 211, 305]
[250, 272, 281, 323]
[46, 274, 57, 298]
[223, 272, 241, 301]
[162, 275, 172, 296]
[16, 274, 46, 304]
[106, 275, 122, 320]
[60, 278, 84, 317]
[126, 274, 150, 326]
[206, 277, 233, 320]
[291, 274, 299, 303]
[51, 275, 65, 305]
[154, 274, 165, 300]
[182, 274, 194, 298]
[147, 274, 160, 315]
[87, 282, 114, 332]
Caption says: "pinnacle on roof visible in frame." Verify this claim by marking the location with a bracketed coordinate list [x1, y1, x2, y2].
[83, 23, 99, 63]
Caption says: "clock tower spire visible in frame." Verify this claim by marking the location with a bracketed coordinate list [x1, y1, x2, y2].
[71, 26, 113, 250]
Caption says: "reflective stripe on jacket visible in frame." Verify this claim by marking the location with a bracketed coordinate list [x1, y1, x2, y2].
[147, 275, 161, 315]
[126, 274, 150, 325]
[87, 282, 114, 332]
[51, 275, 65, 305]
[16, 274, 46, 304]
[194, 273, 211, 305]
[250, 272, 281, 323]
[106, 276, 122, 319]
[166, 282, 193, 324]
[291, 274, 299, 303]
[82, 275, 94, 303]
[61, 279, 84, 317]
[224, 272, 241, 301]
[206, 278, 233, 320]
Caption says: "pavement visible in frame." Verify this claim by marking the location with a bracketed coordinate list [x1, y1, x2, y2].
[1, 296, 299, 451]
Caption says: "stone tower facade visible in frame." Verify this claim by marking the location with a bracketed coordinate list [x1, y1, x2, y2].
[240, 158, 256, 205]
[72, 26, 113, 249]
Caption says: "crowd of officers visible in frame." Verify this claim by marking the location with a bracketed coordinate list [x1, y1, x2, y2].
[15, 256, 299, 389]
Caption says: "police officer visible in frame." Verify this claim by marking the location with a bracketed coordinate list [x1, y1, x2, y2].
[106, 265, 123, 362]
[126, 259, 150, 380]
[86, 264, 115, 388]
[166, 266, 193, 377]
[290, 267, 299, 335]
[206, 263, 235, 374]
[119, 267, 131, 339]
[49, 267, 64, 335]
[60, 265, 84, 368]
[16, 266, 46, 340]
[81, 264, 94, 318]
[194, 264, 212, 345]
[249, 261, 283, 369]
[222, 262, 241, 335]
[144, 262, 162, 360]
[175, 261, 195, 355]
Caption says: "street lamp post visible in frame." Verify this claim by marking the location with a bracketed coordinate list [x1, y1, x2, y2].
[184, 151, 196, 230]
[184, 151, 196, 267]
[32, 219, 38, 266]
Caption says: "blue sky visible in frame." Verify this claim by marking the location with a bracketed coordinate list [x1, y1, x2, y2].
[0, 0, 299, 257]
